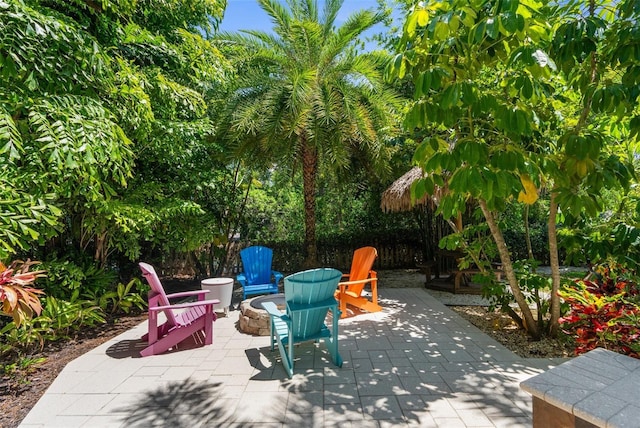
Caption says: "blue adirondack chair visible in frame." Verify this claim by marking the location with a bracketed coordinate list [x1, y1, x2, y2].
[237, 246, 284, 300]
[262, 268, 343, 378]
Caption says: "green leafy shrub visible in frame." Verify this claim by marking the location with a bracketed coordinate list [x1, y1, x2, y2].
[0, 258, 146, 358]
[2, 355, 46, 376]
[482, 259, 571, 333]
[40, 258, 116, 300]
[559, 263, 640, 358]
[0, 278, 147, 359]
[0, 293, 106, 358]
[0, 317, 54, 357]
[85, 278, 147, 315]
[38, 294, 106, 335]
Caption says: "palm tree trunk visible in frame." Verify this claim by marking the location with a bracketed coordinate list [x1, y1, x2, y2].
[301, 136, 318, 268]
[479, 200, 540, 339]
[548, 192, 562, 336]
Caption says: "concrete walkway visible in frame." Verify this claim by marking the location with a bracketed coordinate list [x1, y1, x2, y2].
[19, 286, 566, 427]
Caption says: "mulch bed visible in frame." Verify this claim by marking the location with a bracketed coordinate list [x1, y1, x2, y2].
[451, 305, 576, 359]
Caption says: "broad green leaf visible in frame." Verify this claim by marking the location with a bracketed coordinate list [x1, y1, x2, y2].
[460, 7, 477, 27]
[405, 104, 424, 129]
[471, 21, 486, 43]
[411, 178, 428, 201]
[522, 76, 533, 99]
[413, 139, 433, 164]
[440, 84, 459, 109]
[500, 11, 518, 33]
[527, 23, 546, 42]
[449, 14, 460, 32]
[502, 0, 520, 13]
[495, 171, 510, 197]
[414, 72, 424, 98]
[398, 56, 407, 79]
[517, 3, 533, 19]
[485, 17, 499, 39]
[426, 152, 443, 172]
[468, 168, 483, 196]
[485, 174, 494, 201]
[435, 21, 449, 40]
[515, 110, 529, 134]
[460, 82, 477, 103]
[422, 72, 433, 94]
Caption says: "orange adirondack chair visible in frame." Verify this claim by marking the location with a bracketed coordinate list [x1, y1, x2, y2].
[335, 247, 382, 318]
[139, 262, 218, 357]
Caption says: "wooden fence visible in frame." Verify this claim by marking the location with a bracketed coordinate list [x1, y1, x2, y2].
[153, 210, 465, 276]
[260, 238, 426, 274]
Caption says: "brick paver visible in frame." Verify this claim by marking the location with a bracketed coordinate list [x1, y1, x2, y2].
[19, 284, 566, 427]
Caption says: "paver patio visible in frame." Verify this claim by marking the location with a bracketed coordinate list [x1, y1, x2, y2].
[19, 284, 567, 427]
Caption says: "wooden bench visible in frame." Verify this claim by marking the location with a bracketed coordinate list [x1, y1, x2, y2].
[520, 348, 640, 428]
[452, 267, 502, 294]
[453, 269, 482, 291]
[418, 259, 503, 294]
[416, 261, 437, 286]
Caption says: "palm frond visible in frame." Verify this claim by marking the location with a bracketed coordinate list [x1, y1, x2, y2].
[259, 0, 293, 36]
[321, 0, 344, 37]
[321, 9, 385, 65]
[288, 0, 318, 21]
[224, 0, 402, 181]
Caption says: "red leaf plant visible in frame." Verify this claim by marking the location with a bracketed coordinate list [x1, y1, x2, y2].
[559, 263, 640, 359]
[0, 260, 45, 326]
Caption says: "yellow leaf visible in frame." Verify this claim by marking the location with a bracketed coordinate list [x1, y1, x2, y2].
[417, 10, 429, 26]
[576, 160, 588, 178]
[517, 175, 538, 204]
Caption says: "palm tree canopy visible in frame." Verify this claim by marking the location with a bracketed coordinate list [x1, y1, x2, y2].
[218, 0, 400, 173]
[216, 0, 401, 265]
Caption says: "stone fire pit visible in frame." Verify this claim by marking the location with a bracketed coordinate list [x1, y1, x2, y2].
[238, 293, 285, 335]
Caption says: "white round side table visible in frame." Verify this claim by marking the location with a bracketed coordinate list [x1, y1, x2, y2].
[201, 277, 234, 316]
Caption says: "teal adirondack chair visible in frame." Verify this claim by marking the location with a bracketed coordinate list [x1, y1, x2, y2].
[237, 246, 283, 300]
[262, 268, 343, 378]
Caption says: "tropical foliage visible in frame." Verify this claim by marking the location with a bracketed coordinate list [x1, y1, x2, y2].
[2, 0, 639, 358]
[388, 0, 639, 338]
[0, 260, 44, 326]
[217, 0, 402, 266]
[0, 0, 231, 267]
[0, 0, 233, 356]
[560, 263, 640, 358]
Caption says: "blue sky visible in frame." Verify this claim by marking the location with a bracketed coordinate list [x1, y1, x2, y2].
[219, 0, 403, 48]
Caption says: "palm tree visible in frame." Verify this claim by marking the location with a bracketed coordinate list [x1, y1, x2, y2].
[218, 0, 401, 266]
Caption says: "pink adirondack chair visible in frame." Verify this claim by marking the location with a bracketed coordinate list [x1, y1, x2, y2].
[139, 262, 218, 357]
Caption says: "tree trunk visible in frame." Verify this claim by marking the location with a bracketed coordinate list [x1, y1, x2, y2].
[94, 230, 108, 269]
[191, 250, 207, 279]
[479, 200, 540, 339]
[301, 136, 318, 268]
[547, 192, 562, 337]
[524, 205, 534, 260]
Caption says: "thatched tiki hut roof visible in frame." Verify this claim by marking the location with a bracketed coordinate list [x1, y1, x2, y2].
[381, 167, 434, 213]
[381, 167, 461, 232]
